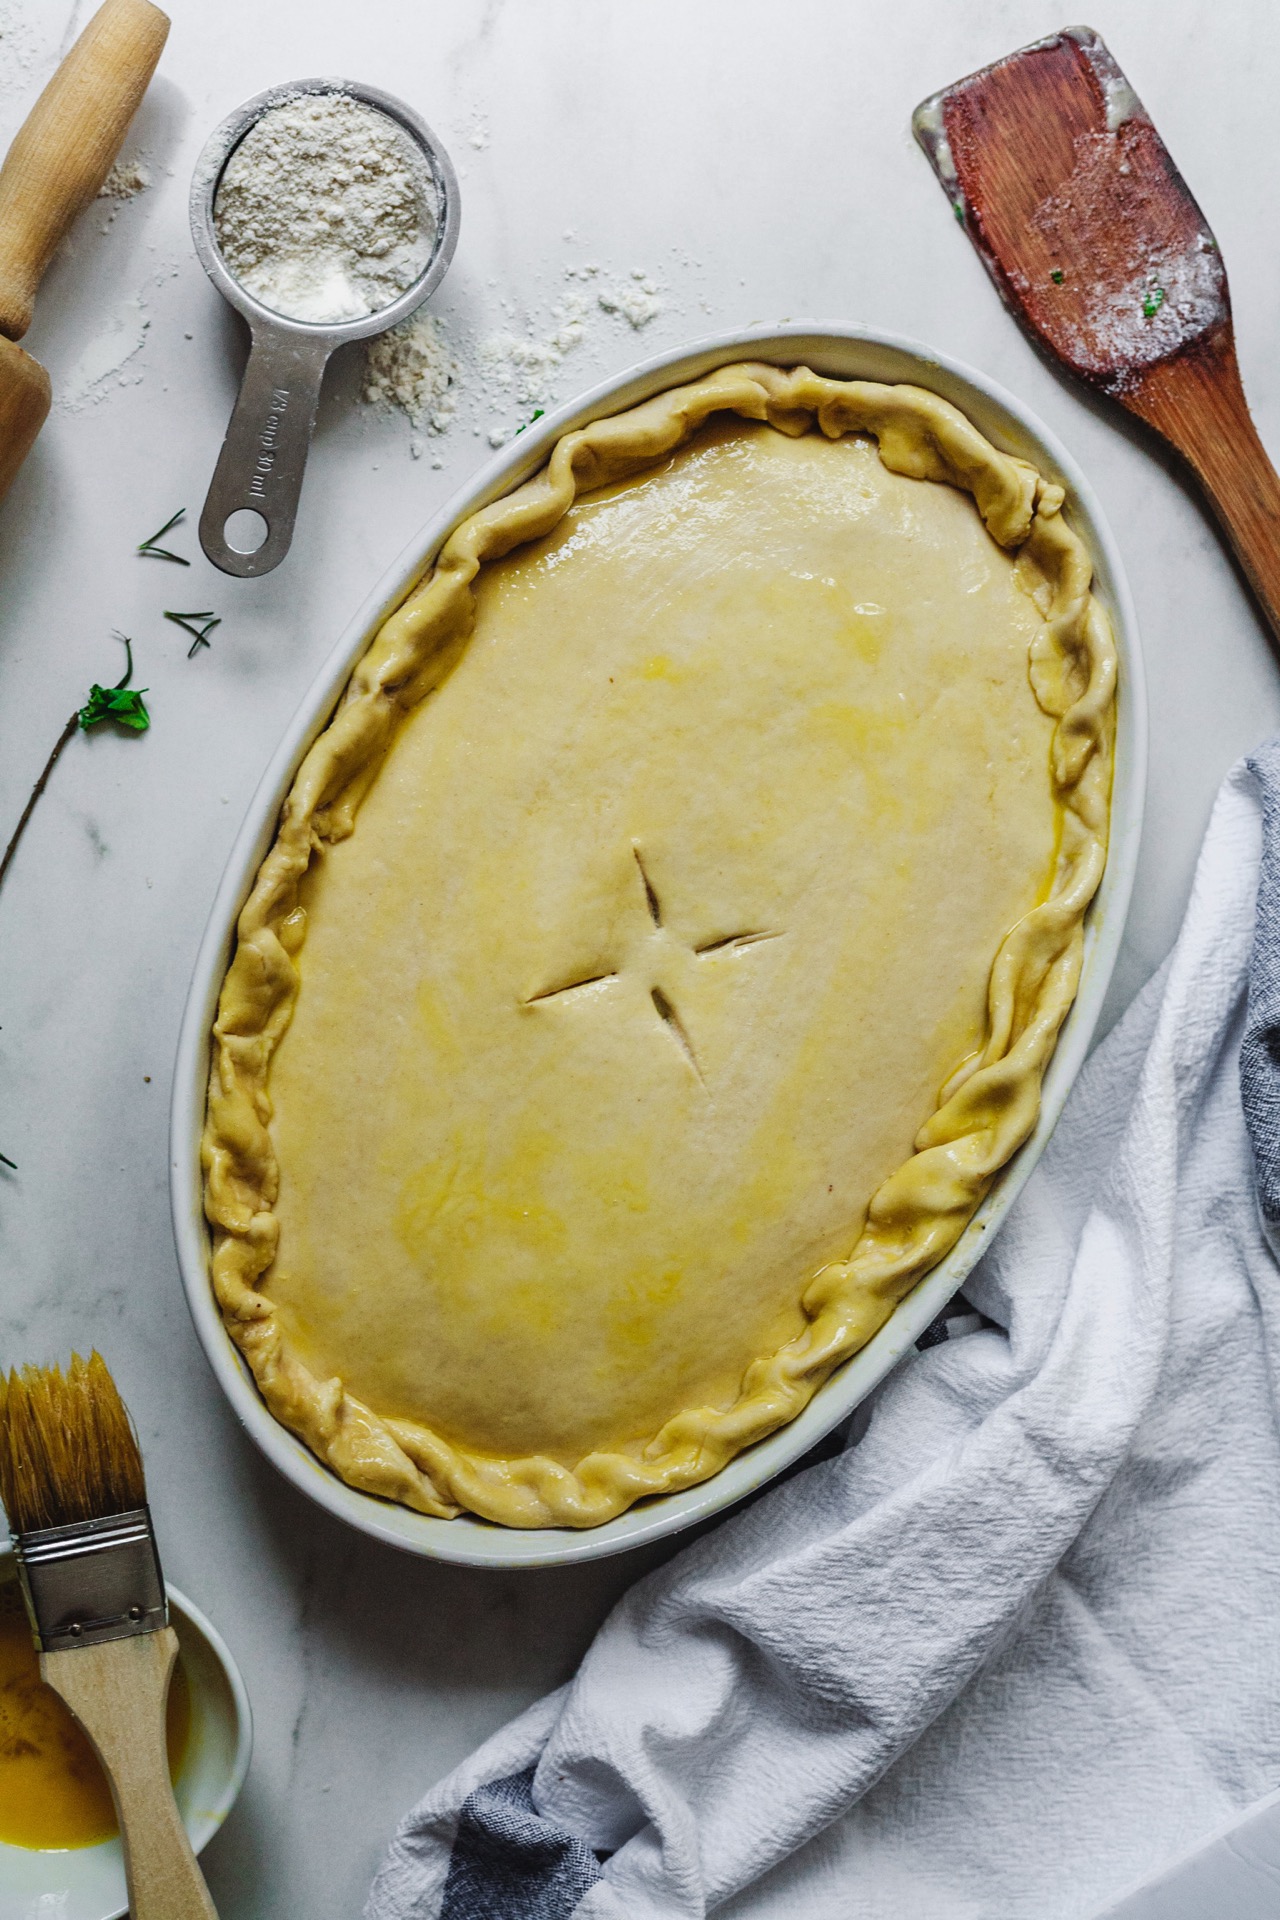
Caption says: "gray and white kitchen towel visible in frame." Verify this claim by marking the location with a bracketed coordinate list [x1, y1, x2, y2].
[367, 745, 1280, 1920]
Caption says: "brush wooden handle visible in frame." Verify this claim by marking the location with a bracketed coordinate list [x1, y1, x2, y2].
[0, 0, 169, 342]
[43, 1627, 218, 1920]
[1124, 325, 1280, 646]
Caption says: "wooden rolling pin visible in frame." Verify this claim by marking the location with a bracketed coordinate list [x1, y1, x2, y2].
[0, 0, 169, 506]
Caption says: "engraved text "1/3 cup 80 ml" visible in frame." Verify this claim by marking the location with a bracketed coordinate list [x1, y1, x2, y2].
[248, 388, 289, 498]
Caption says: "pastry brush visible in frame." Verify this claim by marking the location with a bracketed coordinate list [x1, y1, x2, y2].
[0, 1351, 217, 1920]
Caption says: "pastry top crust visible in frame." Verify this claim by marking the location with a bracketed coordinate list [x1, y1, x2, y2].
[201, 363, 1116, 1529]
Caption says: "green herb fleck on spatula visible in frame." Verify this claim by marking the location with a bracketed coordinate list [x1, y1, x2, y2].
[1051, 268, 1065, 284]
[1142, 284, 1166, 318]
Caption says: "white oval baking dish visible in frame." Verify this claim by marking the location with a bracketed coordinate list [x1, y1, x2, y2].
[170, 323, 1146, 1569]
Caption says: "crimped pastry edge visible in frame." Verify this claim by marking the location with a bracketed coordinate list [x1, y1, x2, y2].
[201, 362, 1116, 1528]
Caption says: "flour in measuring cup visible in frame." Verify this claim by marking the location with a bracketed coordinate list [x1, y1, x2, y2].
[214, 92, 438, 325]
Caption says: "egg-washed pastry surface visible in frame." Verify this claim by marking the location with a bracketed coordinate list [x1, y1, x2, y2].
[203, 363, 1115, 1528]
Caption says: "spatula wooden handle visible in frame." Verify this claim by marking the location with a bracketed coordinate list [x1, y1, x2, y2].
[1125, 326, 1280, 646]
[0, 0, 169, 342]
[43, 1627, 218, 1920]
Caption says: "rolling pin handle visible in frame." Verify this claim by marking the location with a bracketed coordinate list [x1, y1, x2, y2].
[0, 0, 169, 341]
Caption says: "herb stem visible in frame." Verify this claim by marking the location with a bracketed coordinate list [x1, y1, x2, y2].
[112, 632, 135, 690]
[0, 711, 78, 897]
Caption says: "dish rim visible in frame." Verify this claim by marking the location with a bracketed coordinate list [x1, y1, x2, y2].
[169, 321, 1147, 1569]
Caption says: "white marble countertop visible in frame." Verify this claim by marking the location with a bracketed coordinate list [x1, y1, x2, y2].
[2, 1, 1279, 1913]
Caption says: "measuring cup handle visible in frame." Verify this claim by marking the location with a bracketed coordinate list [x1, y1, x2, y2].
[199, 328, 333, 577]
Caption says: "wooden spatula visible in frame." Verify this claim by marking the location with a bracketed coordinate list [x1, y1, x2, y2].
[0, 0, 169, 507]
[914, 26, 1280, 644]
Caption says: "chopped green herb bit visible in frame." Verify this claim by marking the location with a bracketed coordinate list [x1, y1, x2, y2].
[164, 609, 221, 658]
[953, 201, 965, 224]
[514, 408, 547, 437]
[79, 683, 149, 731]
[79, 632, 150, 731]
[138, 508, 190, 565]
[1051, 268, 1065, 284]
[1142, 285, 1166, 318]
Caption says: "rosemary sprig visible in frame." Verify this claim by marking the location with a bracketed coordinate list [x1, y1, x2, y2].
[0, 634, 148, 898]
[164, 609, 221, 658]
[138, 508, 190, 564]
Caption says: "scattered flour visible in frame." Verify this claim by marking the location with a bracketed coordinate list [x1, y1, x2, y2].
[475, 289, 594, 415]
[97, 154, 150, 230]
[214, 92, 438, 324]
[58, 293, 151, 412]
[362, 311, 460, 451]
[362, 259, 667, 452]
[564, 259, 665, 326]
[0, 0, 41, 95]
[98, 156, 151, 201]
[596, 268, 663, 329]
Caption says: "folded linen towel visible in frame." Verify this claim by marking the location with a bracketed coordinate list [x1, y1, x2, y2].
[367, 750, 1280, 1920]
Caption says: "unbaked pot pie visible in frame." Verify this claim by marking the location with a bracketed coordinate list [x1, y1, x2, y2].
[203, 362, 1115, 1528]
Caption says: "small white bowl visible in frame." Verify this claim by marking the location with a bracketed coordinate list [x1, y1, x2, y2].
[170, 323, 1146, 1570]
[0, 1548, 251, 1920]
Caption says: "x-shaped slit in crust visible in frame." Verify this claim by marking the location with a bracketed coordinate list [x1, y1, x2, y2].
[522, 843, 782, 1087]
[525, 970, 618, 1003]
[649, 985, 706, 1087]
[634, 844, 662, 926]
[694, 930, 782, 957]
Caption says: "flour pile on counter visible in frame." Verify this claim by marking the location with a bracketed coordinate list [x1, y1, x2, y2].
[361, 311, 459, 433]
[363, 262, 666, 454]
[97, 154, 150, 231]
[98, 155, 150, 202]
[214, 92, 438, 324]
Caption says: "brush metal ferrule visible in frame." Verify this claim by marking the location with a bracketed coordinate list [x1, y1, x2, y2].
[14, 1506, 167, 1652]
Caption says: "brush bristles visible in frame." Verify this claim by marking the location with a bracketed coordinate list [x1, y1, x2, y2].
[0, 1351, 146, 1534]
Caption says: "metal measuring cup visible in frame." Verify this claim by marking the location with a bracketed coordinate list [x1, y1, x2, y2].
[189, 78, 460, 578]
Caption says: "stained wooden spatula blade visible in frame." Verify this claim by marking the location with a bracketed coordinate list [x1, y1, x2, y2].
[915, 26, 1280, 648]
[915, 26, 1227, 392]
